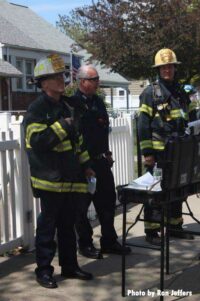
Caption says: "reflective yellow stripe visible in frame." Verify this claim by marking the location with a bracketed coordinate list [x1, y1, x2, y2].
[26, 123, 47, 147]
[145, 217, 183, 228]
[79, 151, 90, 164]
[79, 135, 83, 145]
[184, 112, 189, 120]
[189, 101, 197, 112]
[152, 141, 165, 150]
[170, 109, 182, 119]
[140, 140, 153, 150]
[75, 135, 84, 152]
[169, 217, 183, 225]
[31, 176, 71, 192]
[50, 121, 67, 141]
[31, 177, 88, 193]
[53, 140, 72, 152]
[75, 143, 81, 152]
[139, 104, 153, 117]
[71, 183, 88, 193]
[144, 222, 160, 229]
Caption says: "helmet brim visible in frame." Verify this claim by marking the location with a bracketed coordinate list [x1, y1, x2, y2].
[152, 61, 181, 68]
[34, 70, 66, 80]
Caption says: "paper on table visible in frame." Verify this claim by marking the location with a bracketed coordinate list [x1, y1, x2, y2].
[127, 172, 162, 191]
[133, 172, 154, 186]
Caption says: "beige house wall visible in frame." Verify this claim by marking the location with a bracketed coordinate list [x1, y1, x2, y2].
[103, 80, 149, 97]
[103, 87, 117, 96]
[129, 79, 149, 96]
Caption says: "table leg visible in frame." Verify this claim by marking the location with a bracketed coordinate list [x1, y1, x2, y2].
[122, 201, 127, 297]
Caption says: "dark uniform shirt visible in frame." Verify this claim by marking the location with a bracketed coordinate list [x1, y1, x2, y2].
[71, 89, 110, 158]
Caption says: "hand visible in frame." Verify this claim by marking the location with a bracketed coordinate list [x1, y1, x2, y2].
[105, 154, 115, 167]
[65, 117, 74, 126]
[144, 155, 155, 167]
[85, 168, 95, 178]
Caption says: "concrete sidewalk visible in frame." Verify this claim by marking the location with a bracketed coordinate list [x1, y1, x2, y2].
[0, 195, 200, 301]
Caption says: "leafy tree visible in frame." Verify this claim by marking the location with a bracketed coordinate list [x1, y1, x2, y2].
[64, 82, 78, 96]
[57, 0, 200, 82]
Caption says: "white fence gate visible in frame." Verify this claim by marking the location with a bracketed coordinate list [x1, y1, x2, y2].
[0, 112, 134, 255]
[109, 115, 134, 186]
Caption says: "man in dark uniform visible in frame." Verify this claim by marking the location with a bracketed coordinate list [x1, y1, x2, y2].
[23, 54, 94, 288]
[138, 48, 196, 245]
[73, 65, 131, 258]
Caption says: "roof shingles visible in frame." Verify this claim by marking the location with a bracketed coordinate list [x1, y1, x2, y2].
[0, 59, 22, 77]
[0, 1, 129, 86]
[0, 1, 73, 53]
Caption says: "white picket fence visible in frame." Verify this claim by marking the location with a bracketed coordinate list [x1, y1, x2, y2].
[0, 112, 134, 255]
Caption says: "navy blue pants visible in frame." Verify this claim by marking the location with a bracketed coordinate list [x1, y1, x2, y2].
[35, 191, 78, 275]
[75, 157, 118, 248]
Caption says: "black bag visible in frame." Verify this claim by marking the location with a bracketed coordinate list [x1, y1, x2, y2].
[162, 135, 194, 190]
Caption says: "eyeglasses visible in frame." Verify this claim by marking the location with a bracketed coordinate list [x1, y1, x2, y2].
[82, 76, 100, 82]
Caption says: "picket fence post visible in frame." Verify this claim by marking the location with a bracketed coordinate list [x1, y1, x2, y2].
[124, 113, 135, 181]
[10, 117, 35, 250]
[0, 112, 135, 253]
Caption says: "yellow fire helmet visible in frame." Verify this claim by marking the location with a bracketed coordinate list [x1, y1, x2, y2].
[152, 48, 181, 68]
[34, 53, 65, 79]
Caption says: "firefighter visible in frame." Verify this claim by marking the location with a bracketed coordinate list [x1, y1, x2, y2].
[138, 48, 196, 246]
[23, 54, 95, 288]
[70, 65, 131, 258]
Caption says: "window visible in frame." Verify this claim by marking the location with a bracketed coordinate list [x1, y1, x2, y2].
[65, 64, 71, 83]
[16, 59, 23, 90]
[119, 90, 125, 96]
[3, 55, 11, 62]
[15, 58, 35, 91]
[25, 60, 34, 90]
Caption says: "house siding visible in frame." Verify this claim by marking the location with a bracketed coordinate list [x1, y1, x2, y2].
[129, 80, 149, 96]
[11, 91, 39, 110]
[0, 1, 129, 111]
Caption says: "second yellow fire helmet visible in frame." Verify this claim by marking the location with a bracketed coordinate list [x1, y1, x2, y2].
[152, 48, 181, 68]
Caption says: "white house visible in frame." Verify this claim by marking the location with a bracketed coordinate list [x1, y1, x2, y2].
[104, 79, 149, 110]
[0, 0, 130, 111]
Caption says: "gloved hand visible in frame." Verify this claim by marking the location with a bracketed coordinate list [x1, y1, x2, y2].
[85, 168, 96, 178]
[65, 117, 74, 126]
[105, 153, 115, 167]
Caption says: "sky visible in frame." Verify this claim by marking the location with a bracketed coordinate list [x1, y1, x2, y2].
[11, 0, 93, 25]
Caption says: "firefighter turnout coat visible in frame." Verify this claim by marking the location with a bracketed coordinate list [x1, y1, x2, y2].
[138, 78, 197, 232]
[138, 79, 197, 157]
[23, 92, 91, 196]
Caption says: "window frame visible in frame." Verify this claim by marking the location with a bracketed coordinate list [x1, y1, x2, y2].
[15, 57, 35, 92]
